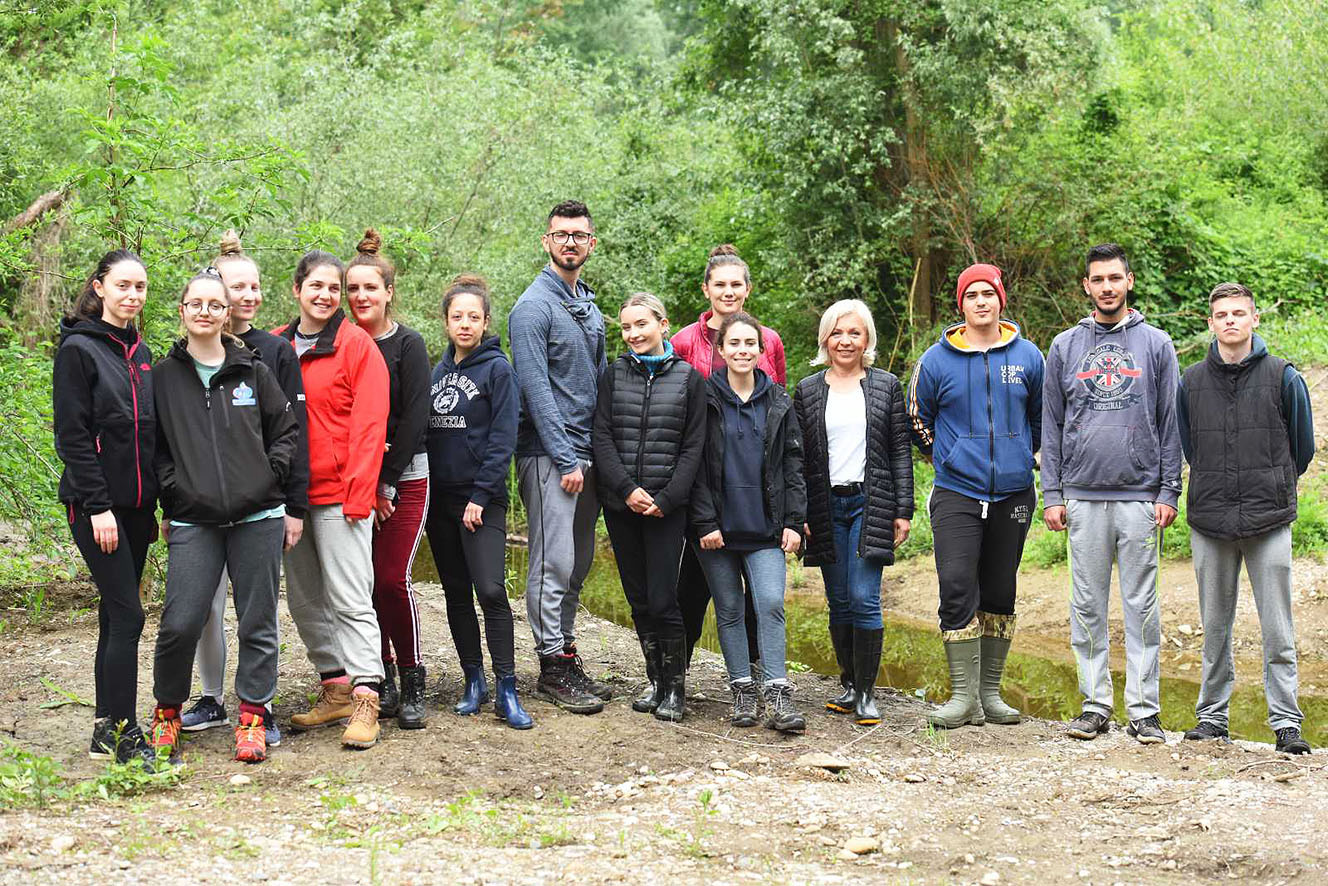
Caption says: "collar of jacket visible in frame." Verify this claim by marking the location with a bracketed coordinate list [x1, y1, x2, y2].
[166, 336, 257, 380]
[276, 308, 346, 356]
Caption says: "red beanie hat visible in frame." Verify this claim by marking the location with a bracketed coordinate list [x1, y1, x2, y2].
[955, 263, 1007, 313]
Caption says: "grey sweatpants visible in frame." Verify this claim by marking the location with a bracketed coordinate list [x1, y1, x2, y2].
[1067, 499, 1162, 721]
[283, 504, 383, 687]
[154, 518, 283, 707]
[1193, 525, 1302, 730]
[194, 566, 281, 701]
[518, 455, 600, 658]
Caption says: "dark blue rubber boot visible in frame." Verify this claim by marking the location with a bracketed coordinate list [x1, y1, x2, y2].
[453, 665, 490, 715]
[494, 675, 534, 730]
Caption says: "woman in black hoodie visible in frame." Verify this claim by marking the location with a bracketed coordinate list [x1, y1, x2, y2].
[593, 293, 706, 722]
[53, 249, 158, 765]
[691, 311, 808, 734]
[424, 275, 530, 729]
[149, 270, 299, 765]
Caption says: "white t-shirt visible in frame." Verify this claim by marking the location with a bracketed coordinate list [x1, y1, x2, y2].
[826, 384, 867, 485]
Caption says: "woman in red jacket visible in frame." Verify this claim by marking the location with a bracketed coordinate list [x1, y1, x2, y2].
[272, 249, 390, 750]
[670, 244, 788, 667]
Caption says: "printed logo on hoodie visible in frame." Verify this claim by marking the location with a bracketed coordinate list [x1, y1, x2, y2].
[1074, 343, 1143, 411]
[430, 372, 479, 429]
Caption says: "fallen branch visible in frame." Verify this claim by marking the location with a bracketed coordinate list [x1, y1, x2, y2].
[2, 188, 69, 235]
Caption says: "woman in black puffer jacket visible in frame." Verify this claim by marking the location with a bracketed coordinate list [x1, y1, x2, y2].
[794, 299, 913, 727]
[593, 293, 706, 723]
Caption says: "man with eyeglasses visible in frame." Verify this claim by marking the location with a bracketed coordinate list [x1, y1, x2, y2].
[508, 200, 611, 714]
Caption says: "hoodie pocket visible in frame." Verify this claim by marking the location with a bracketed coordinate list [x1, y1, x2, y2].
[1066, 422, 1150, 488]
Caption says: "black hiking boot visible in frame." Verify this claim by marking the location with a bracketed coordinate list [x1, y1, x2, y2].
[398, 665, 427, 729]
[1275, 726, 1311, 755]
[379, 661, 401, 719]
[1183, 721, 1229, 742]
[763, 682, 806, 734]
[1066, 710, 1111, 740]
[537, 655, 604, 714]
[730, 679, 759, 727]
[564, 644, 613, 701]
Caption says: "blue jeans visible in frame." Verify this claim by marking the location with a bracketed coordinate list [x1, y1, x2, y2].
[818, 491, 885, 629]
[696, 545, 788, 684]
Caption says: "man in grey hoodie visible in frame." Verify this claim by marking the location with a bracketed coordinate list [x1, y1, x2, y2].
[1042, 243, 1182, 744]
[508, 200, 609, 714]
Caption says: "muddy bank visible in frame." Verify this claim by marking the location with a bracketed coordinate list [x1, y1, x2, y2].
[2, 584, 1328, 885]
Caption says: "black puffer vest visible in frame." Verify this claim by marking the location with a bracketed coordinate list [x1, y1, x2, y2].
[604, 354, 693, 497]
[1183, 343, 1296, 539]
[795, 368, 915, 566]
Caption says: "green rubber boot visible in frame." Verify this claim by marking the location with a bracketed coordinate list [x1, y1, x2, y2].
[927, 634, 985, 729]
[978, 612, 1021, 725]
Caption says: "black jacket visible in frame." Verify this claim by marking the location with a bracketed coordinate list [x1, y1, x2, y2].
[690, 371, 806, 541]
[374, 323, 432, 489]
[795, 368, 915, 566]
[153, 338, 299, 524]
[237, 326, 310, 518]
[592, 352, 706, 516]
[426, 335, 518, 507]
[53, 317, 157, 513]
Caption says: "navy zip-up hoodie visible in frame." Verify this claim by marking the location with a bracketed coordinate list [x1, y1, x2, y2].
[907, 320, 1045, 501]
[426, 335, 518, 507]
[714, 369, 776, 547]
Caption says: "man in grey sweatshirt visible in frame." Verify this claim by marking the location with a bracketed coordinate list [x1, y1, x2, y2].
[508, 200, 609, 714]
[1042, 243, 1182, 745]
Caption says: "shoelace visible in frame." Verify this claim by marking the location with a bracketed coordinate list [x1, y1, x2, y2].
[351, 694, 378, 719]
[1275, 727, 1301, 743]
[237, 717, 264, 747]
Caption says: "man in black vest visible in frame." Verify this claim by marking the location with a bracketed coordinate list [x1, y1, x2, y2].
[1178, 282, 1316, 754]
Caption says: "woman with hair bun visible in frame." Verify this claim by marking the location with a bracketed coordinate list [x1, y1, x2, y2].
[346, 229, 432, 730]
[425, 274, 531, 729]
[54, 249, 159, 765]
[671, 244, 787, 670]
[273, 247, 389, 749]
[177, 231, 309, 750]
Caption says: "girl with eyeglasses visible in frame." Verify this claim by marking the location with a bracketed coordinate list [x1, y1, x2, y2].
[178, 231, 309, 749]
[346, 229, 432, 730]
[54, 249, 159, 765]
[273, 249, 390, 749]
[147, 270, 299, 764]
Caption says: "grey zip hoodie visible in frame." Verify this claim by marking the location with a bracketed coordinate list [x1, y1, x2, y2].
[1040, 308, 1182, 509]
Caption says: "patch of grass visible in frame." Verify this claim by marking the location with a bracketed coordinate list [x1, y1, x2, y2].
[0, 741, 183, 810]
[1293, 490, 1328, 557]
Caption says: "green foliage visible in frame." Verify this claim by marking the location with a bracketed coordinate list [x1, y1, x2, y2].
[0, 740, 183, 810]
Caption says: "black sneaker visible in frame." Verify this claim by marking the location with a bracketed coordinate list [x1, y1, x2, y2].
[1126, 714, 1166, 745]
[89, 718, 116, 760]
[1066, 710, 1110, 740]
[1275, 726, 1311, 755]
[113, 725, 161, 768]
[564, 645, 613, 701]
[180, 695, 228, 732]
[1183, 721, 1229, 742]
[762, 682, 805, 734]
[730, 679, 759, 728]
[537, 655, 604, 714]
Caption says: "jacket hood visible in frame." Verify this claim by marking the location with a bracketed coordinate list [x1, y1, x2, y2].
[1205, 332, 1269, 370]
[59, 316, 140, 348]
[710, 366, 773, 405]
[444, 333, 505, 371]
[166, 336, 256, 375]
[939, 319, 1023, 354]
[1077, 307, 1147, 332]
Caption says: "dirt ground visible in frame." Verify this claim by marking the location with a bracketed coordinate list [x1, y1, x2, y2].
[3, 580, 1328, 886]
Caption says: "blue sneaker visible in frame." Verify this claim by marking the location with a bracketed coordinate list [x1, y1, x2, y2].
[180, 696, 229, 732]
[265, 706, 282, 747]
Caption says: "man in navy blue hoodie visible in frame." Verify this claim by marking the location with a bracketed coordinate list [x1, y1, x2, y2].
[907, 263, 1044, 730]
[508, 200, 609, 714]
[1042, 243, 1182, 745]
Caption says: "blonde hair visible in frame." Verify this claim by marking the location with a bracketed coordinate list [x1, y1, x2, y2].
[812, 299, 877, 367]
[619, 292, 669, 325]
[213, 229, 258, 273]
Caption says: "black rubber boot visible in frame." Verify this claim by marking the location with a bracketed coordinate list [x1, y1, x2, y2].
[852, 627, 884, 726]
[398, 664, 427, 729]
[632, 633, 661, 713]
[654, 637, 686, 723]
[379, 662, 401, 719]
[826, 623, 856, 713]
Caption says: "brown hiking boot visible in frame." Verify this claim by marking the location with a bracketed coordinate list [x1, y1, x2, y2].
[341, 690, 381, 749]
[289, 681, 353, 732]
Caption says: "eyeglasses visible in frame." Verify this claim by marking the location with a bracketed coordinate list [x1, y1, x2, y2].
[183, 300, 229, 317]
[546, 230, 592, 246]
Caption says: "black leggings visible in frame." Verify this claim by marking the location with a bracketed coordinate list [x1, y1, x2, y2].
[678, 535, 761, 661]
[604, 507, 687, 641]
[69, 505, 156, 728]
[427, 493, 515, 677]
[930, 486, 1034, 631]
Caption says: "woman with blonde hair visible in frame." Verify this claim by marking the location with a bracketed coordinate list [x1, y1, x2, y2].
[794, 299, 913, 726]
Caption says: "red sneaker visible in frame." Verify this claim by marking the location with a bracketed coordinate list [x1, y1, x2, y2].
[234, 711, 267, 763]
[149, 705, 182, 758]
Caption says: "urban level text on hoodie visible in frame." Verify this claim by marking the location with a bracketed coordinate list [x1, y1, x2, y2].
[1040, 308, 1182, 509]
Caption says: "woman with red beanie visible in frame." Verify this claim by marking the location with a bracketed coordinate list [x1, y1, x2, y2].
[906, 262, 1045, 730]
[273, 249, 390, 749]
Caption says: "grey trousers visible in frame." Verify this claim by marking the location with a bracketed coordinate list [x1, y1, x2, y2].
[283, 504, 383, 687]
[1067, 499, 1163, 721]
[154, 518, 283, 707]
[194, 566, 281, 701]
[518, 455, 600, 658]
[1193, 525, 1302, 730]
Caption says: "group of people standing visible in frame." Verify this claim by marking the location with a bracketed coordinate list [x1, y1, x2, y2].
[52, 200, 1316, 768]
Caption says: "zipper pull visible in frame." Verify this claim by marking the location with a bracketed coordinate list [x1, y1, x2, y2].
[205, 388, 212, 410]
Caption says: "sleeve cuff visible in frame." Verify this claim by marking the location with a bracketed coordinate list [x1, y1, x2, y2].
[1043, 491, 1064, 508]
